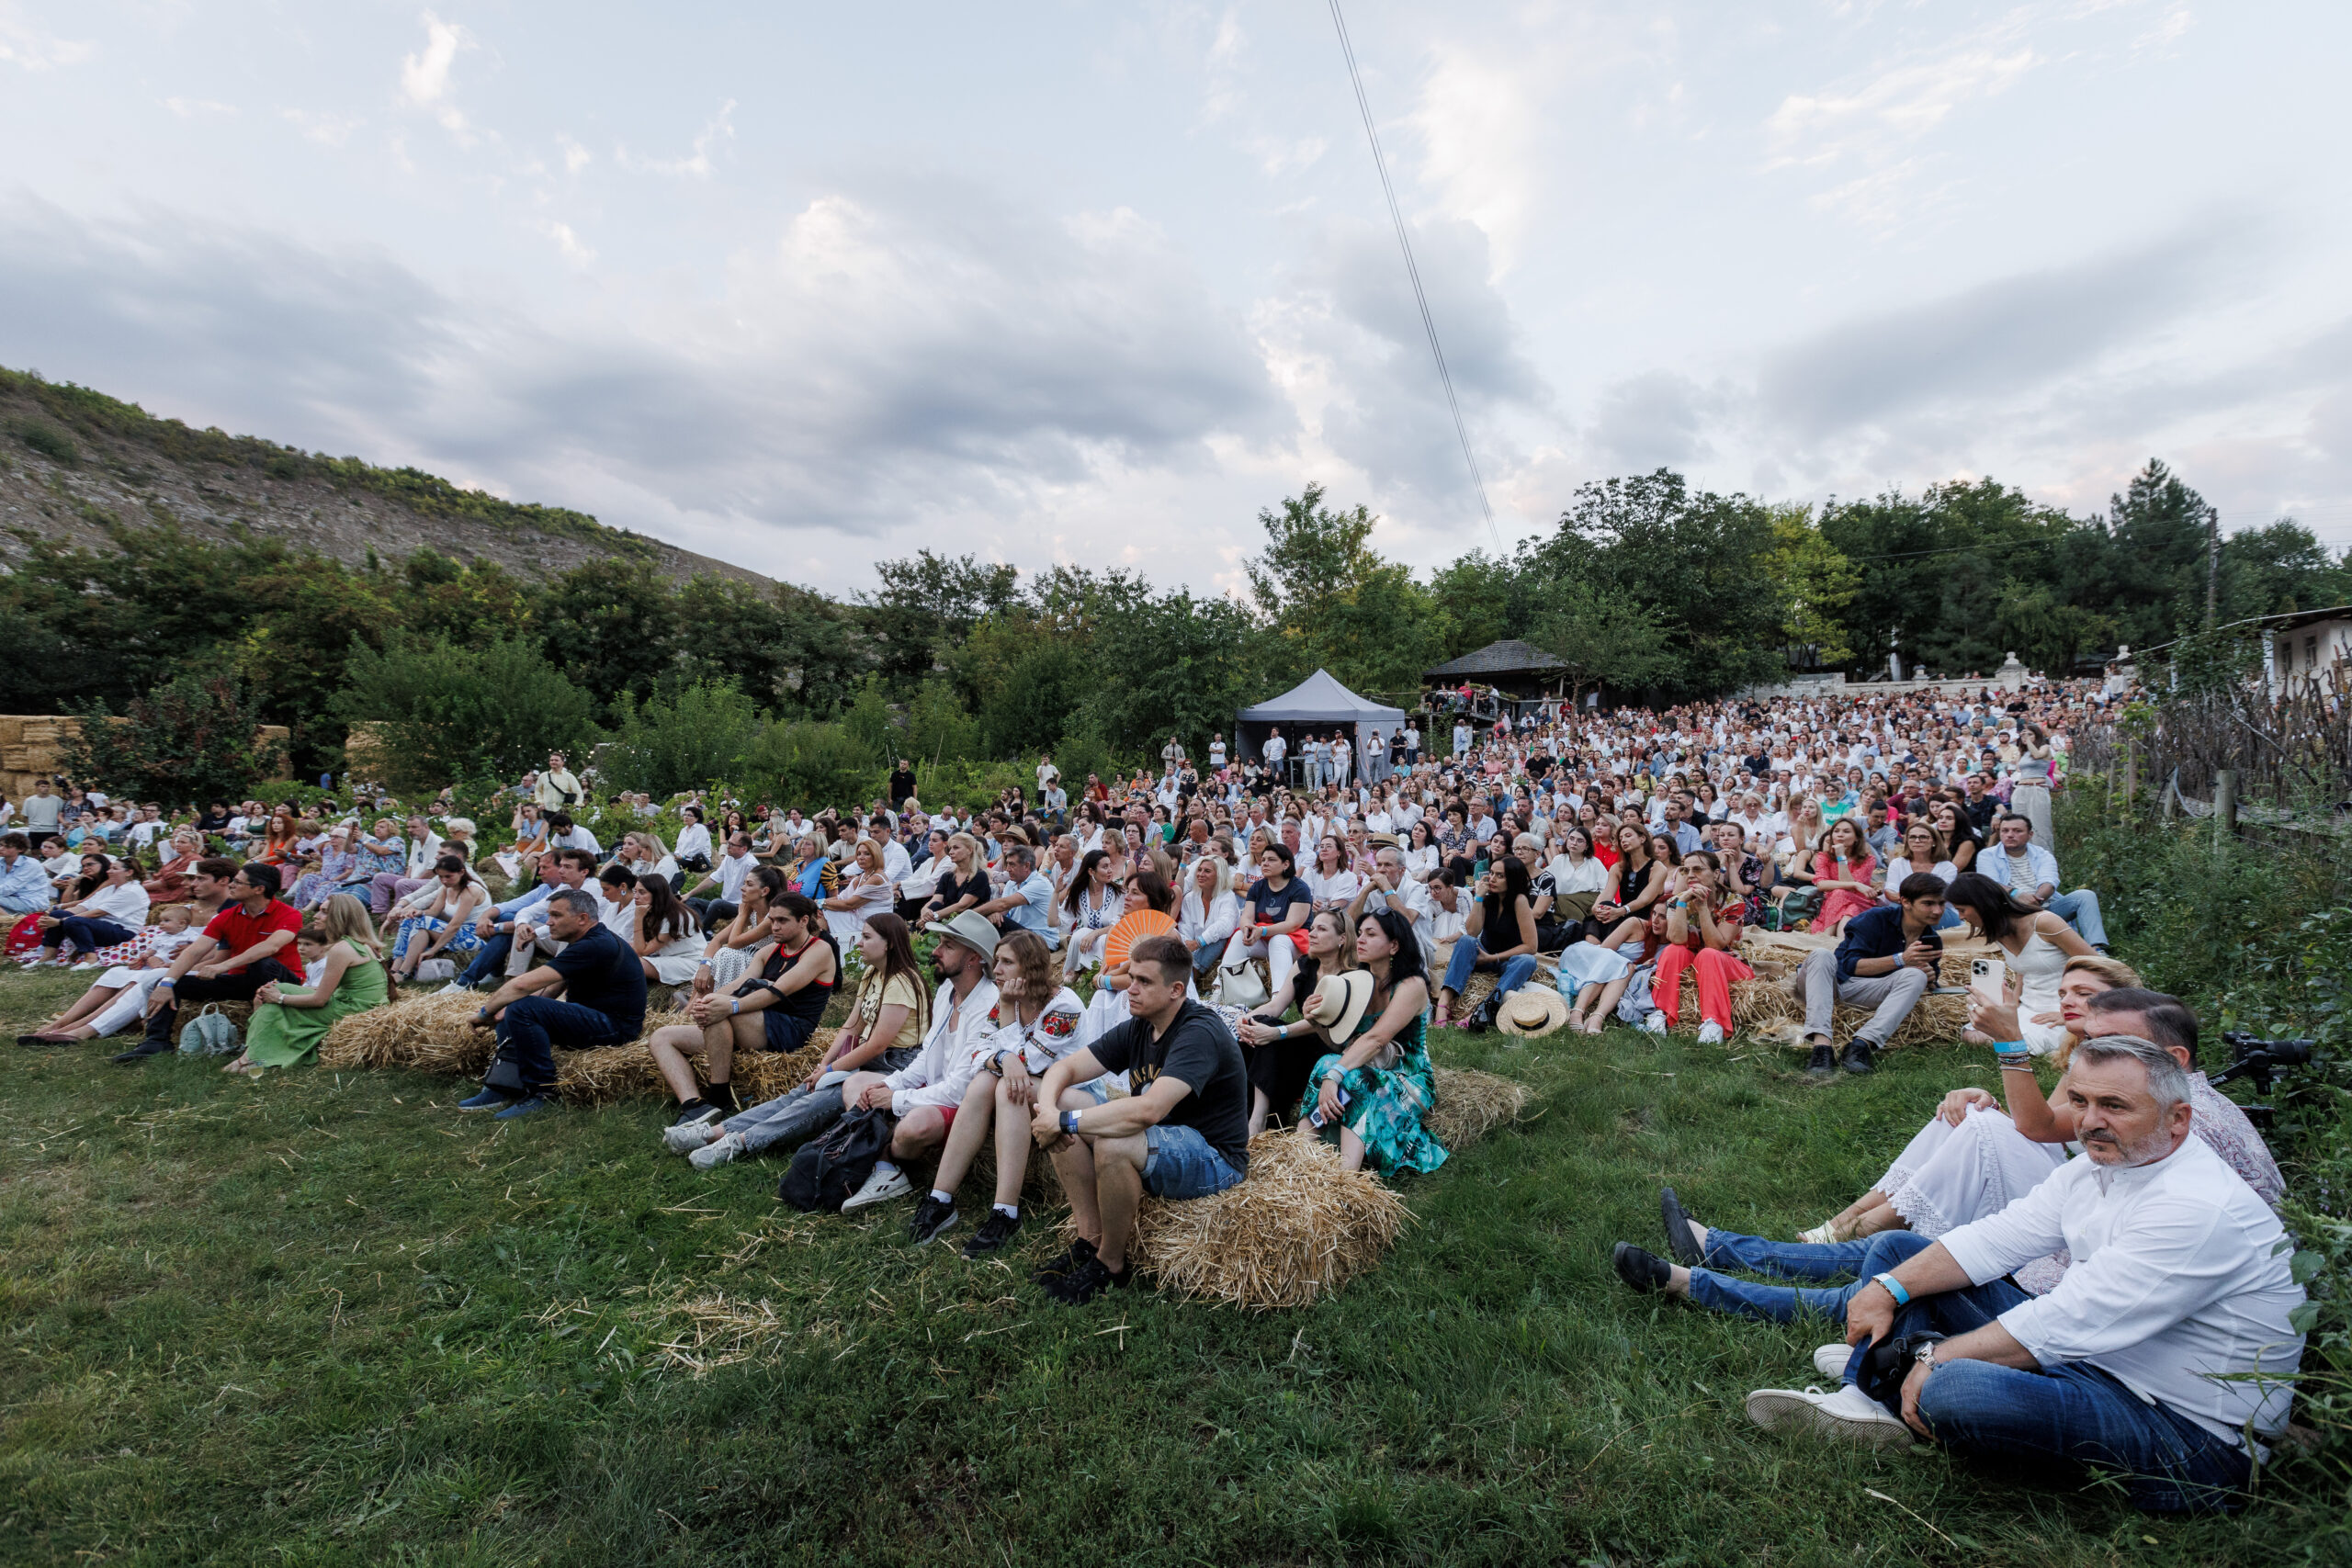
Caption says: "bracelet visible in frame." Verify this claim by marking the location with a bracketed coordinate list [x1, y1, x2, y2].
[729, 997, 741, 1016]
[1872, 1271, 1911, 1308]
[156, 978, 175, 988]
[1060, 1109, 1081, 1135]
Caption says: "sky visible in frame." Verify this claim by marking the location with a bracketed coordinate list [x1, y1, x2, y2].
[4, 1, 2349, 596]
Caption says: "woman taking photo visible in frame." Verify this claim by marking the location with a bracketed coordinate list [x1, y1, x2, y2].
[230, 895, 389, 1075]
[1297, 906, 1447, 1176]
[1943, 870, 2092, 1058]
[1233, 907, 1357, 1136]
[1805, 818, 1879, 934]
[1433, 853, 1540, 1030]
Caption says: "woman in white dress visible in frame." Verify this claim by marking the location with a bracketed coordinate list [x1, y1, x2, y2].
[628, 877, 706, 989]
[2009, 724, 2056, 849]
[1945, 870, 2091, 1056]
[1305, 834, 1361, 915]
[820, 838, 896, 948]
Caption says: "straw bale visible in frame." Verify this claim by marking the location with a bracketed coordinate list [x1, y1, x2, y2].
[319, 991, 494, 1074]
[551, 1020, 836, 1105]
[1065, 1132, 1411, 1310]
[1713, 977, 1963, 1053]
[1423, 1067, 1529, 1149]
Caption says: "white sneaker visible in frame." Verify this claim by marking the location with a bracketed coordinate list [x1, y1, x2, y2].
[1639, 1010, 1667, 1035]
[1813, 1343, 1852, 1381]
[70, 961, 100, 973]
[1696, 1020, 1725, 1044]
[841, 1165, 912, 1211]
[1745, 1383, 1915, 1451]
[661, 1120, 721, 1155]
[687, 1131, 746, 1170]
[437, 980, 470, 996]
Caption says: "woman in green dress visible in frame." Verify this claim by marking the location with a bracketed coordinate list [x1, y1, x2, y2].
[230, 894, 390, 1074]
[1295, 905, 1448, 1177]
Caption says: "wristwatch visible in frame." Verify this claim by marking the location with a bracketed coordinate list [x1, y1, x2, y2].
[1913, 1341, 1939, 1372]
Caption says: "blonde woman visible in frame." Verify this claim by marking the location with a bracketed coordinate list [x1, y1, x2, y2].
[232, 895, 389, 1074]
[1177, 854, 1240, 987]
[917, 832, 988, 925]
[822, 838, 896, 948]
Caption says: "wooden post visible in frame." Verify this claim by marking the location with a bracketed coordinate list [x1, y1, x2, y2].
[2214, 768, 2237, 850]
[2123, 740, 2137, 822]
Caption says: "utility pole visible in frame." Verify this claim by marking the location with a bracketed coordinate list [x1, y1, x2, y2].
[2205, 503, 2221, 631]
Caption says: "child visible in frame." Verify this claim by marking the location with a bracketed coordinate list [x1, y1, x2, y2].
[16, 906, 204, 1044]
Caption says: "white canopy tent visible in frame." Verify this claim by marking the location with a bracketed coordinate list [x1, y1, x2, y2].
[1234, 669, 1407, 780]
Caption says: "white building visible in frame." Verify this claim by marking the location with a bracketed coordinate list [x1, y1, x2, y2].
[2266, 607, 2352, 697]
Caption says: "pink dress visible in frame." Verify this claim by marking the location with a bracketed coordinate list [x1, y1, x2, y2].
[1809, 852, 1879, 932]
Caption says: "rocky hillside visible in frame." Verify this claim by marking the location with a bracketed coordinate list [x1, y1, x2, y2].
[0, 367, 765, 587]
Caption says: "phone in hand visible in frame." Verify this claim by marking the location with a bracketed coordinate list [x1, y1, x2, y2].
[1969, 957, 2005, 1006]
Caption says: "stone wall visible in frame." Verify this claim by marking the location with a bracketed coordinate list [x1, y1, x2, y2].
[0, 715, 292, 802]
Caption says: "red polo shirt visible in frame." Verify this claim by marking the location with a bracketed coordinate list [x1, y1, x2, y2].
[203, 898, 303, 973]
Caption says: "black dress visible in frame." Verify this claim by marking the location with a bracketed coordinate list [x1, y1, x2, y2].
[1242, 955, 1327, 1124]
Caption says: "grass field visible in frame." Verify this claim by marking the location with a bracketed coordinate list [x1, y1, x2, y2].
[0, 967, 2331, 1567]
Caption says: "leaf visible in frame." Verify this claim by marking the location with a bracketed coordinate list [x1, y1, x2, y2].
[2290, 1250, 2326, 1286]
[2290, 1302, 2320, 1334]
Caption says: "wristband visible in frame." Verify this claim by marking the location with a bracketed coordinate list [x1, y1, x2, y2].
[156, 978, 175, 988]
[729, 997, 740, 1016]
[1871, 1271, 1911, 1308]
[1060, 1109, 1081, 1135]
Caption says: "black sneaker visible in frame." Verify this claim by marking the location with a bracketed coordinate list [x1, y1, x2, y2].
[1043, 1253, 1132, 1305]
[1658, 1187, 1704, 1268]
[961, 1211, 1022, 1258]
[706, 1083, 740, 1115]
[907, 1194, 959, 1246]
[1804, 1041, 1836, 1077]
[673, 1098, 721, 1127]
[1611, 1241, 1672, 1294]
[1839, 1040, 1876, 1076]
[111, 1037, 173, 1065]
[1030, 1236, 1097, 1286]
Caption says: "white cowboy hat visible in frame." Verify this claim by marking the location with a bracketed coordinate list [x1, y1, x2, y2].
[1303, 971, 1376, 1041]
[1497, 985, 1571, 1038]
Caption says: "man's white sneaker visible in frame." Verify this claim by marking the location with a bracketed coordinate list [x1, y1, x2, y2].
[437, 980, 470, 996]
[1813, 1343, 1852, 1381]
[841, 1166, 912, 1211]
[1696, 1020, 1725, 1044]
[1639, 1010, 1668, 1035]
[1744, 1383, 1915, 1451]
[662, 1121, 719, 1155]
[687, 1131, 746, 1170]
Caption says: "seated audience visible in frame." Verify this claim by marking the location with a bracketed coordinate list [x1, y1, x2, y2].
[1791, 874, 1947, 1077]
[229, 894, 390, 1075]
[645, 894, 838, 1126]
[115, 862, 304, 1064]
[458, 887, 649, 1120]
[1298, 907, 1446, 1175]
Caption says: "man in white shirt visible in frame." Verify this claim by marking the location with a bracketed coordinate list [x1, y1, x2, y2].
[836, 914, 1004, 1209]
[1035, 753, 1060, 804]
[1987, 814, 2109, 949]
[1403, 722, 1421, 764]
[1207, 732, 1228, 771]
[683, 832, 758, 926]
[1261, 728, 1287, 784]
[1346, 842, 1434, 952]
[1618, 1035, 2303, 1513]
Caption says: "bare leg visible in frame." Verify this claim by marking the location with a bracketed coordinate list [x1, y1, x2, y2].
[1849, 1201, 1908, 1237]
[704, 1013, 761, 1090]
[1337, 1125, 1368, 1172]
[647, 1022, 721, 1103]
[50, 981, 129, 1030]
[1247, 1086, 1272, 1140]
[837, 1070, 889, 1114]
[930, 1075, 998, 1197]
[890, 1104, 953, 1163]
[1091, 1132, 1148, 1272]
[990, 1075, 1035, 1208]
[1048, 1089, 1103, 1246]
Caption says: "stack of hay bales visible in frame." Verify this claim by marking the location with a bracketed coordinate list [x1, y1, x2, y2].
[319, 992, 834, 1101]
[1664, 931, 1985, 1051]
[1060, 1064, 1532, 1310]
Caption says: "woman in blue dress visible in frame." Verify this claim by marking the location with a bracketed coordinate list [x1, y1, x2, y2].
[1297, 905, 1448, 1177]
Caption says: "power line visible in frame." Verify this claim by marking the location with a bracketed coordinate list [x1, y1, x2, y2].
[1325, 0, 1505, 557]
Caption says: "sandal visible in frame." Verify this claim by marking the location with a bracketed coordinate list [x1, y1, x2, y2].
[221, 1058, 264, 1077]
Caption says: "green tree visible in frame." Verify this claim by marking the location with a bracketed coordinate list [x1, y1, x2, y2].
[860, 551, 1022, 686]
[535, 557, 681, 712]
[62, 673, 285, 806]
[1525, 581, 1676, 706]
[1760, 504, 1860, 668]
[746, 720, 881, 811]
[334, 632, 598, 792]
[603, 679, 764, 798]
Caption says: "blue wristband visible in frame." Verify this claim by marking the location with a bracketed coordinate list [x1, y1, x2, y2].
[1061, 1109, 1081, 1135]
[1872, 1271, 1911, 1308]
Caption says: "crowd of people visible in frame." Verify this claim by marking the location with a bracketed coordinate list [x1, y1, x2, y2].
[0, 674, 2312, 1512]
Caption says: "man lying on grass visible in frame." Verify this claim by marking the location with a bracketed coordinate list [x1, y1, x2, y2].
[1612, 1033, 2304, 1514]
[1024, 934, 1252, 1305]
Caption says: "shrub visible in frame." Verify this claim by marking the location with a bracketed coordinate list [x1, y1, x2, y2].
[601, 679, 763, 799]
[333, 631, 599, 793]
[11, 418, 76, 465]
[61, 672, 284, 804]
[745, 720, 880, 813]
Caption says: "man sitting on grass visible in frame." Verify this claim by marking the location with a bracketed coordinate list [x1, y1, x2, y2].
[643, 894, 837, 1129]
[1792, 873, 1945, 1077]
[1023, 934, 1251, 1305]
[459, 887, 647, 1120]
[117, 862, 302, 1064]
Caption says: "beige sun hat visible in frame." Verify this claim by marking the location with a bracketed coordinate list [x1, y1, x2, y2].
[1303, 970, 1376, 1040]
[1497, 984, 1571, 1038]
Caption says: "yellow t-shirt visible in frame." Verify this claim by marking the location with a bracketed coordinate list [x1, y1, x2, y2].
[855, 968, 927, 1052]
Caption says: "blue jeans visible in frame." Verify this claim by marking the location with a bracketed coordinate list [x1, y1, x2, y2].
[725, 1071, 851, 1155]
[2044, 888, 2108, 947]
[485, 996, 631, 1094]
[1442, 942, 1538, 1001]
[49, 915, 137, 954]
[1142, 1122, 1244, 1200]
[1686, 1228, 1931, 1323]
[457, 931, 514, 988]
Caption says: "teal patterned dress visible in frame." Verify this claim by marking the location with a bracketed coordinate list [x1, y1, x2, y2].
[1297, 1006, 1448, 1176]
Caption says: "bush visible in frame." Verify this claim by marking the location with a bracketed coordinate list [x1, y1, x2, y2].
[601, 679, 763, 799]
[745, 720, 881, 813]
[11, 418, 76, 465]
[333, 631, 598, 793]
[61, 672, 284, 805]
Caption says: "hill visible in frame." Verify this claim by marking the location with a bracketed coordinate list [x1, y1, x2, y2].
[0, 366, 764, 588]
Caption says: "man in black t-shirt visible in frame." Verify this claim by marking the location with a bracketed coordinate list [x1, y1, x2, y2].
[462, 888, 647, 1120]
[1027, 935, 1250, 1304]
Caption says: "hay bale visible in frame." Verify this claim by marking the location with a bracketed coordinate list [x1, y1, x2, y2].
[1725, 978, 1964, 1054]
[1068, 1132, 1410, 1310]
[320, 991, 498, 1074]
[552, 1018, 835, 1106]
[1424, 1066, 1529, 1149]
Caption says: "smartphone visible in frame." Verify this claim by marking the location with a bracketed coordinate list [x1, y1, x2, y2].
[1969, 957, 2006, 1006]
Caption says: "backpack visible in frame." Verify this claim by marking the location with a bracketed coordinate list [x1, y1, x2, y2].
[776, 1107, 897, 1213]
[178, 1004, 243, 1056]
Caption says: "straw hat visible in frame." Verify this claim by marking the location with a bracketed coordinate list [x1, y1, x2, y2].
[1497, 985, 1570, 1038]
[1303, 971, 1376, 1040]
[925, 909, 1001, 963]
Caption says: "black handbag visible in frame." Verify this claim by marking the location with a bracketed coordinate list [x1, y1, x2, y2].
[776, 1106, 897, 1213]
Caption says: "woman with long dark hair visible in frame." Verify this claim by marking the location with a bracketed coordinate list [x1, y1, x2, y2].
[1943, 871, 2092, 1058]
[1433, 852, 1538, 1029]
[1233, 906, 1358, 1135]
[630, 874, 706, 987]
[1806, 818, 1878, 934]
[1057, 848, 1124, 977]
[1295, 905, 1447, 1175]
[1588, 821, 1663, 941]
[29, 852, 150, 966]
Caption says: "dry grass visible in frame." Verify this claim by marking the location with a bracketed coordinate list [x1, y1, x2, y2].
[1424, 1066, 1531, 1148]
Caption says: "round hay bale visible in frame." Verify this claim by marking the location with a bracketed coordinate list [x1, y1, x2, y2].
[1066, 1132, 1411, 1310]
[1423, 1066, 1529, 1149]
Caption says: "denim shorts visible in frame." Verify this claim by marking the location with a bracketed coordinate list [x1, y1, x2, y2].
[1142, 1122, 1245, 1201]
[761, 1009, 820, 1054]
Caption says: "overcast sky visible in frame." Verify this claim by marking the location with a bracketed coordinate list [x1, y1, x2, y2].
[4, 1, 2348, 593]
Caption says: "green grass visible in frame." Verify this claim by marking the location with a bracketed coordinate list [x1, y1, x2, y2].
[0, 969, 2328, 1566]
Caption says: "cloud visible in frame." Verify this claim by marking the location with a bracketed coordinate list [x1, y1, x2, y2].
[284, 108, 364, 147]
[0, 187, 1283, 580]
[400, 11, 474, 136]
[616, 100, 734, 180]
[0, 5, 93, 71]
[1767, 44, 2041, 164]
[164, 97, 237, 119]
